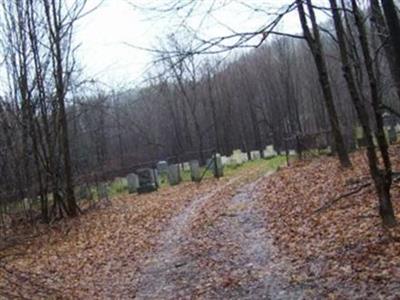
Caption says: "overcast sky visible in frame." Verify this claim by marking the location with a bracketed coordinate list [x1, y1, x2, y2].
[74, 0, 308, 89]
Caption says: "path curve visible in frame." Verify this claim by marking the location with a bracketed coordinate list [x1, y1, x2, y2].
[135, 173, 303, 299]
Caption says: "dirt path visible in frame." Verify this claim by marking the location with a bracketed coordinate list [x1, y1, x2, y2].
[135, 173, 303, 299]
[134, 178, 238, 299]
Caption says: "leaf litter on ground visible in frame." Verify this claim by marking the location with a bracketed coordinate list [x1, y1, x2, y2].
[257, 146, 400, 298]
[1, 149, 400, 299]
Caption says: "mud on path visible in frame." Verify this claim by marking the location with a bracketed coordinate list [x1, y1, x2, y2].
[135, 173, 304, 299]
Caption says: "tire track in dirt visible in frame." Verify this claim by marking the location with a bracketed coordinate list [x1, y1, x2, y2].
[134, 177, 239, 299]
[135, 173, 304, 299]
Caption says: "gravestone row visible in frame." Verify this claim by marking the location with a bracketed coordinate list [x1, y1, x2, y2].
[77, 148, 278, 200]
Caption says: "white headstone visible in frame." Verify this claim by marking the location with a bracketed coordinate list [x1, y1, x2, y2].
[127, 173, 139, 193]
[23, 198, 30, 209]
[221, 156, 229, 165]
[250, 151, 261, 160]
[190, 160, 201, 182]
[231, 149, 243, 164]
[263, 145, 277, 158]
[354, 126, 366, 148]
[226, 157, 238, 166]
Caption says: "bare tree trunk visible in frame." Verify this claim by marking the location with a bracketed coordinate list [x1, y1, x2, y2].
[329, 0, 396, 226]
[206, 67, 221, 154]
[380, 0, 400, 95]
[352, 0, 396, 226]
[296, 0, 351, 168]
[43, 0, 78, 217]
[371, 0, 400, 100]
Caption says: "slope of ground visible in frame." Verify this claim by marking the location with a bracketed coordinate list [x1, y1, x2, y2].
[0, 158, 281, 299]
[257, 147, 400, 298]
[2, 150, 400, 299]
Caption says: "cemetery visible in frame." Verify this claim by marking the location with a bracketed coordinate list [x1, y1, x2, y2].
[71, 149, 285, 202]
[2, 0, 400, 297]
[95, 129, 400, 199]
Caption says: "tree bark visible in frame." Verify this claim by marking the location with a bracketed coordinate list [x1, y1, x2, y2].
[380, 0, 400, 97]
[296, 0, 351, 168]
[329, 0, 396, 226]
[371, 0, 400, 100]
[352, 0, 396, 226]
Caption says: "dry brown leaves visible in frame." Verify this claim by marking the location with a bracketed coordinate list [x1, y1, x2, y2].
[258, 147, 400, 298]
[2, 151, 400, 299]
[0, 179, 226, 299]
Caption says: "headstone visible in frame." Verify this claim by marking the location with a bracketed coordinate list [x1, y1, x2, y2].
[189, 160, 201, 182]
[182, 162, 190, 171]
[250, 151, 261, 160]
[156, 161, 169, 174]
[226, 157, 239, 166]
[288, 150, 296, 156]
[23, 198, 30, 209]
[137, 168, 158, 193]
[167, 164, 181, 186]
[242, 152, 249, 162]
[325, 146, 332, 154]
[127, 173, 139, 193]
[231, 149, 243, 164]
[221, 156, 229, 165]
[355, 126, 367, 148]
[263, 145, 277, 158]
[98, 183, 108, 200]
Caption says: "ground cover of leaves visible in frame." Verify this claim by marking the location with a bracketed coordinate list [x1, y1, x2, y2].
[0, 178, 229, 299]
[256, 147, 400, 298]
[2, 150, 400, 299]
[0, 161, 273, 299]
[134, 167, 295, 299]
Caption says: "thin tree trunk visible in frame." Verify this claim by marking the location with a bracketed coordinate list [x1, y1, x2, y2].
[329, 0, 396, 226]
[380, 0, 400, 96]
[352, 0, 396, 226]
[296, 0, 351, 168]
[371, 0, 400, 100]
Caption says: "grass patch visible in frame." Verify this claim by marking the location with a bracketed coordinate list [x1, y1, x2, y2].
[108, 178, 128, 197]
[1, 156, 289, 216]
[224, 155, 287, 177]
[149, 156, 287, 190]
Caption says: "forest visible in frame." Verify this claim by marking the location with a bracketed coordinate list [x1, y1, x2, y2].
[1, 0, 400, 298]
